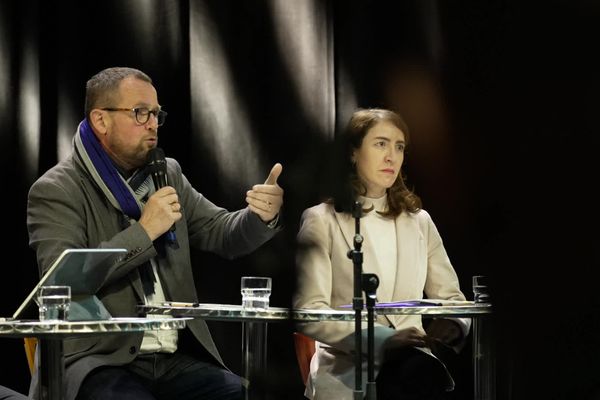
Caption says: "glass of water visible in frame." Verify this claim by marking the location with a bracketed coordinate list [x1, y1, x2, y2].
[241, 276, 271, 310]
[36, 285, 71, 321]
[472, 275, 490, 304]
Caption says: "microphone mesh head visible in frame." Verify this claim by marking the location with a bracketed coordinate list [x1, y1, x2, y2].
[147, 147, 166, 173]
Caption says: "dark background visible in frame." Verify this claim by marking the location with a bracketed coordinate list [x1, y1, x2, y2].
[1, 1, 599, 399]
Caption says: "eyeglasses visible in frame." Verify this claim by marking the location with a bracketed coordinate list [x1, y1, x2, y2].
[101, 107, 168, 127]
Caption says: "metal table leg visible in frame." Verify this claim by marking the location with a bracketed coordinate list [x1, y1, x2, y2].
[39, 338, 64, 400]
[242, 321, 268, 400]
[473, 315, 495, 400]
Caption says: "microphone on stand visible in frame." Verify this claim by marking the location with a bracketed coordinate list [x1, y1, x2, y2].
[146, 147, 177, 244]
[347, 200, 378, 400]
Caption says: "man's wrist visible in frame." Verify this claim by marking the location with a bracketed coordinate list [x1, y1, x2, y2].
[266, 214, 279, 229]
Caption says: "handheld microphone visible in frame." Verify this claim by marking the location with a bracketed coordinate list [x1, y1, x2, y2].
[146, 147, 176, 234]
[147, 147, 168, 189]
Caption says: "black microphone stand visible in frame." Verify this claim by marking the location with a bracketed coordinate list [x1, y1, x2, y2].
[347, 201, 378, 400]
[363, 272, 379, 400]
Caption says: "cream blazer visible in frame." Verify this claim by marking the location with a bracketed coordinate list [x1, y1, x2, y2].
[293, 203, 470, 400]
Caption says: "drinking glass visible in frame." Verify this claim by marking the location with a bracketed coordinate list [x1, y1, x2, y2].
[241, 277, 272, 310]
[36, 285, 71, 321]
[472, 275, 490, 304]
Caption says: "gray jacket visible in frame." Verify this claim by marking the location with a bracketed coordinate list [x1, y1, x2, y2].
[26, 151, 278, 400]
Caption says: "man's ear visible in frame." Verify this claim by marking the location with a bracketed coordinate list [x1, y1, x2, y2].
[89, 110, 109, 135]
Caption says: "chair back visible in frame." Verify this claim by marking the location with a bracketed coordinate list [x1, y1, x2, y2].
[293, 332, 316, 385]
[24, 337, 37, 375]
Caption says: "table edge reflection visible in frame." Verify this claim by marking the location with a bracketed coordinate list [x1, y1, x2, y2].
[0, 317, 190, 338]
[137, 302, 492, 322]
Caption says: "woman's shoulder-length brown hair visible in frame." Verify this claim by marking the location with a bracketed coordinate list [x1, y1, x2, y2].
[330, 108, 422, 218]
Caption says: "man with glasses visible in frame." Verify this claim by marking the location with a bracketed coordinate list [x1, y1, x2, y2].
[26, 67, 284, 400]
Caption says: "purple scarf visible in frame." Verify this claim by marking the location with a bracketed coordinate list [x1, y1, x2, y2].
[79, 119, 142, 219]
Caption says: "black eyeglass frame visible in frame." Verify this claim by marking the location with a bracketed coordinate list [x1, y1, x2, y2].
[101, 107, 168, 126]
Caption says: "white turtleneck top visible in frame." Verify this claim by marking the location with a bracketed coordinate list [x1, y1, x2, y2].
[358, 194, 397, 302]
